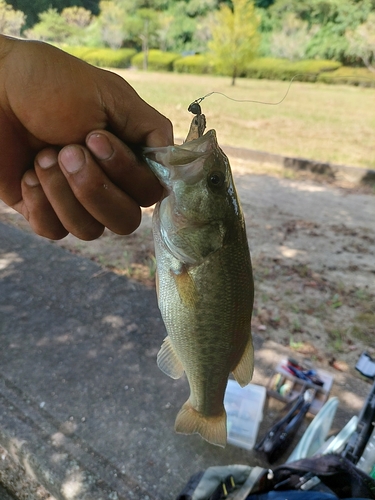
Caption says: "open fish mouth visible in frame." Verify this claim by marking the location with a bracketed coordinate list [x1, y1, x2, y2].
[143, 130, 219, 190]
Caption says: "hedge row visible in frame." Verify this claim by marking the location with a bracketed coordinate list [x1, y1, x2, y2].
[244, 58, 342, 82]
[131, 49, 180, 71]
[173, 55, 374, 86]
[60, 46, 375, 87]
[174, 54, 215, 74]
[317, 66, 375, 87]
[62, 46, 136, 68]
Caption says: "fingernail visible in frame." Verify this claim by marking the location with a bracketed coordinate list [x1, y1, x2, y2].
[24, 170, 40, 187]
[87, 133, 114, 160]
[37, 150, 57, 169]
[60, 146, 85, 173]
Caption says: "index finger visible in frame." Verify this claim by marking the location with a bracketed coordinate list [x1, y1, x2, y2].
[58, 144, 142, 235]
[99, 71, 174, 148]
[86, 130, 163, 207]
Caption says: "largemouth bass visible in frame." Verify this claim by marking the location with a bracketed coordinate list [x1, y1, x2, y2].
[144, 117, 254, 447]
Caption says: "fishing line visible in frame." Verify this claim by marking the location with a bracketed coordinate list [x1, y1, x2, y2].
[188, 72, 375, 115]
[188, 74, 301, 114]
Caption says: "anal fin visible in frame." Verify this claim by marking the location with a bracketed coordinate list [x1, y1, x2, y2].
[232, 339, 254, 387]
[157, 336, 184, 379]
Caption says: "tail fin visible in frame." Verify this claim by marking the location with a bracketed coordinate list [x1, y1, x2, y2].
[174, 400, 227, 447]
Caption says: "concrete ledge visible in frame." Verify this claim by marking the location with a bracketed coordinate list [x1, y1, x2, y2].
[0, 374, 152, 500]
[0, 441, 55, 500]
[222, 144, 375, 185]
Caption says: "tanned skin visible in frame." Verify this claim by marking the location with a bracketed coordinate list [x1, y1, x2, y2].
[0, 35, 173, 240]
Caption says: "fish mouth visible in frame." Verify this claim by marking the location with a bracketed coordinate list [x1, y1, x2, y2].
[143, 130, 218, 189]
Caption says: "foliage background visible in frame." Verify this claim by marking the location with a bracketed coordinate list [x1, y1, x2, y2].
[2, 0, 375, 76]
[0, 0, 375, 66]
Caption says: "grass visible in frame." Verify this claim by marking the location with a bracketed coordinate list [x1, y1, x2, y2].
[115, 69, 375, 169]
[289, 335, 304, 350]
[327, 327, 345, 351]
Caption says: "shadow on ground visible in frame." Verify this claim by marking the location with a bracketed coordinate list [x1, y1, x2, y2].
[0, 167, 373, 499]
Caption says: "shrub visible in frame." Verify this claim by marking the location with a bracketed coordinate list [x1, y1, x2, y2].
[244, 57, 290, 80]
[84, 48, 136, 68]
[131, 50, 181, 71]
[62, 46, 97, 59]
[62, 46, 136, 68]
[173, 54, 216, 74]
[317, 66, 375, 87]
[244, 58, 342, 82]
[291, 60, 342, 74]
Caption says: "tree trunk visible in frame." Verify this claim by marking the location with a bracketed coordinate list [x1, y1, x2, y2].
[231, 67, 237, 86]
[362, 56, 375, 74]
[141, 19, 149, 71]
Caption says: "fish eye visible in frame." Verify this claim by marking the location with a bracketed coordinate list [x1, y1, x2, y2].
[208, 171, 225, 188]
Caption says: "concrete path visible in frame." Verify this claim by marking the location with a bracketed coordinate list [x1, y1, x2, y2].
[0, 221, 371, 500]
[0, 484, 14, 500]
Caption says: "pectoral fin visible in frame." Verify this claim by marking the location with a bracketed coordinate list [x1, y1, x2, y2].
[232, 339, 254, 387]
[157, 336, 184, 379]
[172, 265, 198, 309]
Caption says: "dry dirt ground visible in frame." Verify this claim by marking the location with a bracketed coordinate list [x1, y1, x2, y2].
[1, 155, 374, 378]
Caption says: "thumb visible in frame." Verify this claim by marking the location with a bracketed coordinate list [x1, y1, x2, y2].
[100, 71, 174, 148]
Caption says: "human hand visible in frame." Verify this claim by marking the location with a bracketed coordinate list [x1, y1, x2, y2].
[28, 130, 164, 240]
[0, 35, 173, 240]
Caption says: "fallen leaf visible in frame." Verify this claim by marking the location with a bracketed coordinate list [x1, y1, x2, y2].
[294, 342, 318, 355]
[305, 281, 318, 287]
[329, 358, 349, 372]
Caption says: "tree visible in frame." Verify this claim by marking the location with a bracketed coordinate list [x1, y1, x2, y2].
[62, 6, 92, 28]
[267, 0, 372, 30]
[135, 8, 160, 69]
[346, 13, 375, 72]
[156, 11, 174, 51]
[97, 0, 126, 49]
[264, 0, 374, 62]
[141, 0, 220, 52]
[8, 0, 100, 29]
[25, 8, 75, 43]
[209, 0, 260, 85]
[254, 0, 275, 6]
[158, 1, 196, 51]
[0, 0, 25, 36]
[25, 6, 96, 45]
[270, 13, 316, 60]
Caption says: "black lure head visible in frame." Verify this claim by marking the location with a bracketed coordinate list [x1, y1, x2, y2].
[188, 101, 202, 116]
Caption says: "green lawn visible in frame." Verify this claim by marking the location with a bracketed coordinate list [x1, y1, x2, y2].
[115, 70, 375, 169]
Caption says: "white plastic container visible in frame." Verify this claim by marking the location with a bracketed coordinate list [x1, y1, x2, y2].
[224, 380, 266, 450]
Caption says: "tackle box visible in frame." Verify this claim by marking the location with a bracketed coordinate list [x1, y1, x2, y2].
[267, 360, 333, 415]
